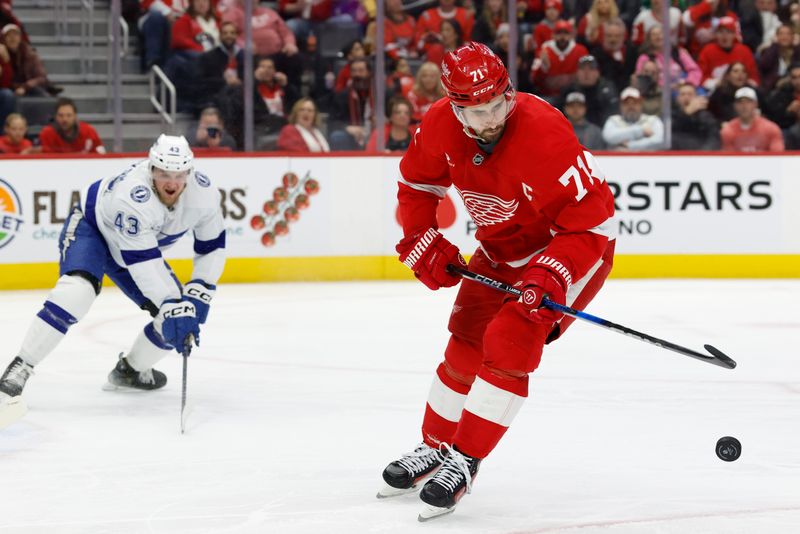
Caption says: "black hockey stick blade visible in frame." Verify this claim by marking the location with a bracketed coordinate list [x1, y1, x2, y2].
[180, 335, 193, 434]
[447, 264, 737, 370]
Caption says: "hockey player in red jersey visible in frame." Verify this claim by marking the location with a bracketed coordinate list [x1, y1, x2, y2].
[377, 42, 616, 521]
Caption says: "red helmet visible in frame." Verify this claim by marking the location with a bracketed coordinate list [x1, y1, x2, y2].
[440, 42, 511, 107]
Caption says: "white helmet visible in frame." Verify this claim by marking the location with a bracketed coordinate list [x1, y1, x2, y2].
[148, 134, 194, 173]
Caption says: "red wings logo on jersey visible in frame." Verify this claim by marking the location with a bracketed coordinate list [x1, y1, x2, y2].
[456, 188, 518, 226]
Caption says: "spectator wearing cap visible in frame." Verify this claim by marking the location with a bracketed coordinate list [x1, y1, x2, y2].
[698, 17, 760, 92]
[1, 23, 60, 97]
[557, 54, 618, 125]
[631, 0, 682, 48]
[759, 25, 800, 92]
[414, 0, 474, 59]
[636, 25, 702, 91]
[38, 98, 105, 154]
[0, 113, 35, 154]
[708, 61, 763, 122]
[563, 91, 606, 149]
[602, 86, 665, 150]
[533, 0, 564, 51]
[765, 63, 800, 129]
[576, 0, 618, 48]
[721, 86, 784, 151]
[590, 17, 636, 97]
[682, 0, 740, 57]
[672, 82, 720, 150]
[531, 20, 589, 98]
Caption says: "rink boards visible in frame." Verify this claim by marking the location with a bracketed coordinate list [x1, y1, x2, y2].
[0, 152, 798, 289]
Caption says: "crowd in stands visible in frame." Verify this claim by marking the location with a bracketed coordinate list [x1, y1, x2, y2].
[2, 0, 800, 154]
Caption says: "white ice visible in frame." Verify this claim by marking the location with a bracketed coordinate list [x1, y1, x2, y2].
[1, 279, 799, 534]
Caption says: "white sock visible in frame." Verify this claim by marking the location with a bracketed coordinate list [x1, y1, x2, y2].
[19, 275, 96, 366]
[126, 324, 171, 372]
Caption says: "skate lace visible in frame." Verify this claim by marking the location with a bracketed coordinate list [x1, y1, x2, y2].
[138, 369, 155, 385]
[4, 358, 34, 385]
[430, 443, 473, 495]
[397, 444, 442, 474]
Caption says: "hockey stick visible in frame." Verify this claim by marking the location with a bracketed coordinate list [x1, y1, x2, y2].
[180, 335, 193, 434]
[446, 264, 737, 370]
[0, 396, 28, 430]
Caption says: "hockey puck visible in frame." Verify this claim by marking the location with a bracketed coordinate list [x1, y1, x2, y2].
[716, 436, 741, 462]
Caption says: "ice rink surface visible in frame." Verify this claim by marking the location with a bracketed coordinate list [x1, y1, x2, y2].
[0, 279, 798, 534]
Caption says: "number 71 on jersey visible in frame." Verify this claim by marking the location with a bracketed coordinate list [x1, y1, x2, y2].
[558, 150, 605, 202]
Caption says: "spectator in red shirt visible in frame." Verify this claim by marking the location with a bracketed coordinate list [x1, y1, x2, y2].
[424, 19, 465, 65]
[682, 0, 739, 57]
[576, 0, 618, 48]
[0, 113, 34, 154]
[406, 61, 446, 123]
[698, 17, 760, 92]
[384, 0, 417, 60]
[366, 97, 415, 152]
[721, 86, 784, 151]
[531, 20, 589, 99]
[334, 40, 366, 92]
[415, 0, 474, 58]
[39, 98, 105, 154]
[171, 0, 219, 54]
[277, 97, 330, 152]
[532, 0, 563, 52]
[386, 57, 414, 98]
[1, 23, 60, 96]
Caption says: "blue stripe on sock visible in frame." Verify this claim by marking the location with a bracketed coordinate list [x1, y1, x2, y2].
[36, 301, 78, 334]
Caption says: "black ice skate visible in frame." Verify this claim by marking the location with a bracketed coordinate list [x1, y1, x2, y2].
[0, 357, 33, 429]
[0, 356, 34, 398]
[376, 443, 444, 498]
[418, 444, 481, 521]
[104, 354, 167, 391]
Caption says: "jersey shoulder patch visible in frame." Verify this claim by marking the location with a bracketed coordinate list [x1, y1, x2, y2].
[194, 171, 211, 188]
[130, 185, 152, 203]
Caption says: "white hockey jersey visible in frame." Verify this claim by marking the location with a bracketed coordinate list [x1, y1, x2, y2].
[81, 160, 226, 307]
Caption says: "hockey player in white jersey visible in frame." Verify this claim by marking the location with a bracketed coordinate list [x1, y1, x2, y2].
[0, 134, 226, 427]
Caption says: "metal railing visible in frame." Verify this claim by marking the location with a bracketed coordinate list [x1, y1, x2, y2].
[149, 65, 177, 132]
[79, 0, 95, 79]
[53, 0, 69, 43]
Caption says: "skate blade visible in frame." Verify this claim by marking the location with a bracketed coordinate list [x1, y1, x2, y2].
[0, 396, 28, 430]
[376, 483, 422, 499]
[418, 503, 455, 522]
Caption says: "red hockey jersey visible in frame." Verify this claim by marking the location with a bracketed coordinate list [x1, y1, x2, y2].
[398, 93, 615, 283]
